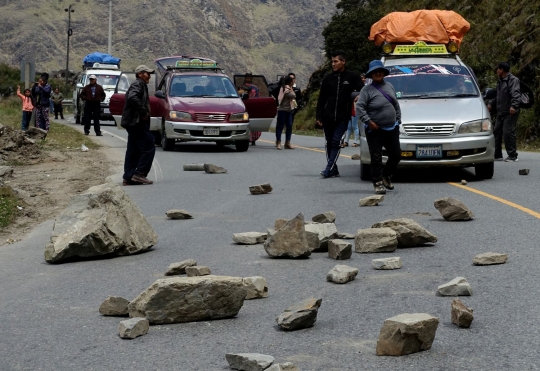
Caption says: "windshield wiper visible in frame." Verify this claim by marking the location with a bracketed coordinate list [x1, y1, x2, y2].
[399, 94, 431, 99]
[448, 93, 478, 97]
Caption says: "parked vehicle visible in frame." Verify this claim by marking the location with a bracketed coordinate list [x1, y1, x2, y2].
[109, 56, 277, 152]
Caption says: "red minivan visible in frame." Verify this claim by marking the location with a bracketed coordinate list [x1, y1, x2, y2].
[109, 56, 277, 152]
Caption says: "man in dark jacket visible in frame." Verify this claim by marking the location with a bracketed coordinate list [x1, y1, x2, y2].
[488, 62, 521, 162]
[80, 75, 106, 136]
[121, 65, 155, 185]
[316, 51, 362, 178]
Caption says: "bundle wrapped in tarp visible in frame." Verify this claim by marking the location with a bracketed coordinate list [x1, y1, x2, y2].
[82, 52, 121, 68]
[369, 10, 470, 47]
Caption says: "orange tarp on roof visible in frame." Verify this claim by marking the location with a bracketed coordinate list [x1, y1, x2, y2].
[369, 10, 470, 47]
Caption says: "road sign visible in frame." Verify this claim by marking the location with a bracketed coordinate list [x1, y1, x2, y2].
[20, 60, 36, 89]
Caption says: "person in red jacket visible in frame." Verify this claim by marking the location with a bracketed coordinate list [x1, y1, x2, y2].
[80, 75, 106, 136]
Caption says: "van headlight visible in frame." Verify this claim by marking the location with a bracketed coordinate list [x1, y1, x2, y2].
[229, 112, 249, 122]
[458, 119, 491, 134]
[169, 111, 192, 121]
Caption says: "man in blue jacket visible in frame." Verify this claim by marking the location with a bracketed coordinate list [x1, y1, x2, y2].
[316, 51, 362, 178]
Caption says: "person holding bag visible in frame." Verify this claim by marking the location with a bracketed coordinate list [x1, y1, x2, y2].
[275, 75, 297, 150]
[356, 60, 402, 194]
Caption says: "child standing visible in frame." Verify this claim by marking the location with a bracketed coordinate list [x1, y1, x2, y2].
[17, 86, 34, 131]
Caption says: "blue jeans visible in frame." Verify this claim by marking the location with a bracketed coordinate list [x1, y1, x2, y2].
[21, 111, 32, 131]
[276, 110, 293, 142]
[323, 120, 349, 172]
[345, 116, 359, 144]
[123, 122, 156, 181]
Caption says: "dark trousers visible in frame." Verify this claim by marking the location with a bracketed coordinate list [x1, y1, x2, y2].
[123, 122, 156, 181]
[21, 110, 32, 131]
[276, 110, 293, 142]
[323, 120, 348, 172]
[494, 113, 519, 158]
[54, 104, 64, 119]
[83, 102, 101, 134]
[366, 126, 401, 184]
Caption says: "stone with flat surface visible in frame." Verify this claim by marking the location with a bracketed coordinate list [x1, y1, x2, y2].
[186, 266, 211, 277]
[359, 195, 384, 206]
[371, 218, 437, 247]
[118, 318, 149, 339]
[473, 252, 508, 266]
[99, 296, 130, 316]
[249, 183, 273, 195]
[438, 277, 472, 296]
[311, 211, 336, 223]
[326, 265, 358, 284]
[328, 239, 352, 260]
[165, 259, 197, 275]
[277, 297, 322, 331]
[264, 213, 310, 258]
[434, 197, 474, 221]
[225, 353, 274, 371]
[451, 298, 474, 328]
[242, 276, 268, 299]
[372, 257, 402, 270]
[304, 222, 338, 252]
[204, 163, 227, 174]
[233, 232, 268, 245]
[355, 228, 398, 253]
[166, 209, 193, 220]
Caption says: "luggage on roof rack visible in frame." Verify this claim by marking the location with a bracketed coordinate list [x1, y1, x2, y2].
[82, 52, 121, 69]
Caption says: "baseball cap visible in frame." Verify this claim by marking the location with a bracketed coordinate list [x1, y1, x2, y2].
[135, 65, 155, 74]
[89, 74, 97, 79]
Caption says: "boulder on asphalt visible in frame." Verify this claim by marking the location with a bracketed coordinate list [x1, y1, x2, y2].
[183, 163, 205, 171]
[305, 230, 321, 252]
[336, 232, 354, 239]
[186, 266, 211, 277]
[264, 213, 310, 258]
[371, 218, 437, 247]
[326, 265, 358, 284]
[165, 259, 197, 275]
[438, 277, 472, 296]
[304, 222, 338, 252]
[242, 277, 268, 299]
[0, 166, 13, 178]
[25, 127, 48, 140]
[312, 211, 336, 224]
[204, 163, 227, 174]
[359, 195, 384, 207]
[166, 209, 193, 220]
[267, 363, 299, 371]
[355, 228, 398, 253]
[328, 239, 352, 260]
[473, 252, 508, 266]
[519, 169, 530, 175]
[276, 297, 322, 331]
[118, 318, 149, 339]
[233, 232, 268, 245]
[274, 218, 288, 230]
[376, 313, 439, 356]
[44, 183, 157, 264]
[99, 296, 130, 316]
[451, 298, 474, 328]
[351, 153, 361, 160]
[461, 179, 468, 185]
[434, 197, 474, 221]
[372, 257, 402, 270]
[128, 275, 246, 324]
[225, 353, 274, 371]
[249, 183, 273, 195]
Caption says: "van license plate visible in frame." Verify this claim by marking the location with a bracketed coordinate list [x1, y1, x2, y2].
[203, 128, 219, 136]
[416, 145, 442, 158]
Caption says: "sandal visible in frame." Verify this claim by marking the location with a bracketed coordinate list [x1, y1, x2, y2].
[352, 143, 359, 147]
[340, 142, 348, 148]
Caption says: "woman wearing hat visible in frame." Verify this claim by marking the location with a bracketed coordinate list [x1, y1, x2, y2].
[356, 60, 402, 194]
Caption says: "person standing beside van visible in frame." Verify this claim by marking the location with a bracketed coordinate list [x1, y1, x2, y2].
[51, 88, 65, 120]
[488, 62, 521, 162]
[275, 76, 297, 150]
[80, 75, 105, 136]
[356, 60, 402, 194]
[32, 73, 52, 131]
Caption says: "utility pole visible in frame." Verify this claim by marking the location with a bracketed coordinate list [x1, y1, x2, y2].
[107, 0, 112, 54]
[65, 5, 75, 88]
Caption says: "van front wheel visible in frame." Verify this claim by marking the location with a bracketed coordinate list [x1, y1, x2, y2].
[475, 161, 494, 179]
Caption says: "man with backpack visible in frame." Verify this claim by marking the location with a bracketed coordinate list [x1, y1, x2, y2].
[488, 62, 521, 162]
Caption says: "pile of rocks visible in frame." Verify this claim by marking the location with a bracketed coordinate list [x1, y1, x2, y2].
[0, 125, 45, 166]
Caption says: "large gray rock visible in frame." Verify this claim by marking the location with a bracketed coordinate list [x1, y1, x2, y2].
[249, 183, 273, 195]
[473, 252, 508, 266]
[355, 228, 398, 253]
[25, 127, 48, 140]
[438, 277, 472, 296]
[376, 313, 439, 356]
[44, 183, 157, 263]
[233, 232, 268, 245]
[118, 318, 149, 339]
[276, 298, 322, 331]
[0, 166, 13, 178]
[204, 163, 227, 174]
[304, 222, 338, 252]
[242, 277, 268, 299]
[328, 239, 352, 260]
[186, 266, 211, 277]
[99, 296, 130, 316]
[267, 363, 299, 371]
[128, 275, 247, 324]
[372, 257, 402, 270]
[312, 211, 336, 223]
[225, 353, 274, 371]
[359, 195, 384, 206]
[166, 209, 193, 220]
[165, 259, 197, 275]
[326, 265, 358, 284]
[305, 230, 321, 252]
[451, 299, 474, 328]
[264, 213, 311, 258]
[371, 218, 437, 247]
[434, 197, 474, 221]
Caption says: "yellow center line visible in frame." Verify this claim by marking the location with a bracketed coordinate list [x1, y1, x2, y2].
[259, 139, 352, 158]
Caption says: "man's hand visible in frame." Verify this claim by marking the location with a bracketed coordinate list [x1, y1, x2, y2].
[510, 107, 516, 115]
[315, 120, 323, 128]
[368, 121, 379, 131]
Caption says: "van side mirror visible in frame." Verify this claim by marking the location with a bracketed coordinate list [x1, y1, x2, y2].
[155, 90, 166, 99]
[241, 93, 249, 100]
[483, 88, 496, 100]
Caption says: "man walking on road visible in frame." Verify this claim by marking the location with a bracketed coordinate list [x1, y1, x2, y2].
[121, 65, 156, 186]
[488, 62, 521, 162]
[51, 88, 64, 120]
[316, 51, 362, 178]
[80, 75, 105, 136]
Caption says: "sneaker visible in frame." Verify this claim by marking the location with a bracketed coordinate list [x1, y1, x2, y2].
[504, 156, 518, 162]
[495, 157, 504, 161]
[320, 170, 330, 178]
[131, 174, 153, 184]
[374, 181, 386, 194]
[122, 179, 143, 186]
[382, 176, 394, 190]
[96, 133, 103, 136]
[329, 168, 340, 177]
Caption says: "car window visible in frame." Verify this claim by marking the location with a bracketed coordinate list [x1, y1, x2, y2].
[233, 75, 269, 97]
[116, 74, 132, 93]
[169, 75, 238, 98]
[385, 64, 479, 99]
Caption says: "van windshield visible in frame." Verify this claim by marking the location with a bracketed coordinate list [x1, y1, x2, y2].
[169, 75, 239, 98]
[93, 75, 119, 90]
[385, 64, 479, 99]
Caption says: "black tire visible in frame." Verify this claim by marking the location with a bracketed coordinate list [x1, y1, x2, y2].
[360, 162, 371, 181]
[161, 126, 175, 151]
[235, 140, 249, 152]
[475, 161, 494, 179]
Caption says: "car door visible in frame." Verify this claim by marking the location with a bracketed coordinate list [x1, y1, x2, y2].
[234, 74, 277, 132]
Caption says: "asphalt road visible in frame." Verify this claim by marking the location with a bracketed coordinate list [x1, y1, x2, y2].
[1, 118, 540, 371]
